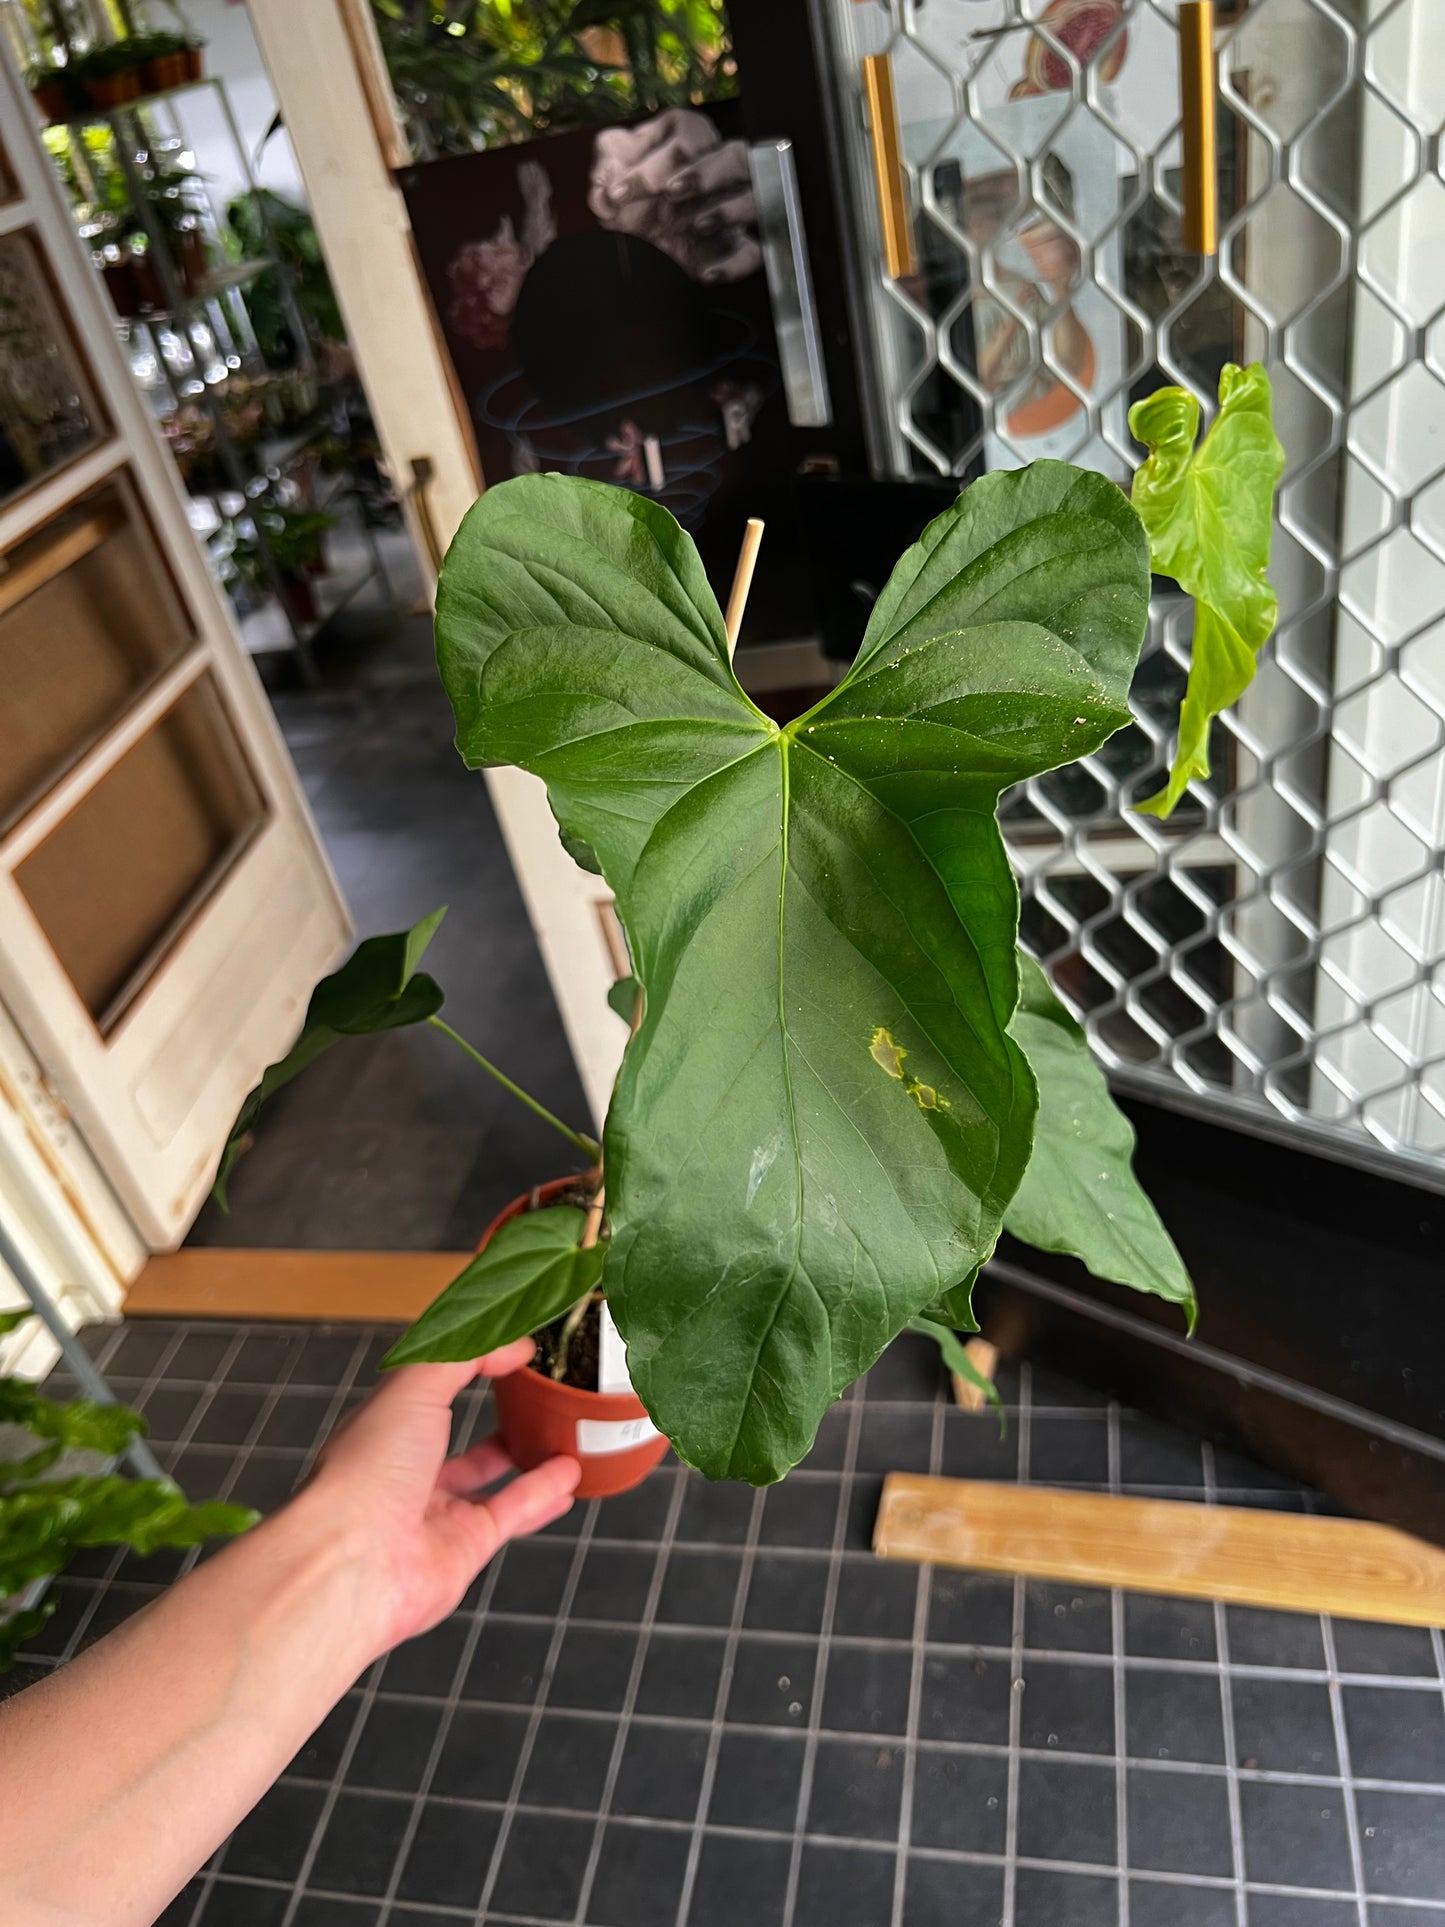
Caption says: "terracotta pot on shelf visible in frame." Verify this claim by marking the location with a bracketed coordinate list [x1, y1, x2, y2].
[101, 258, 141, 318]
[141, 51, 190, 92]
[29, 81, 70, 124]
[182, 45, 204, 82]
[177, 230, 209, 297]
[485, 1177, 671, 1500]
[84, 69, 143, 109]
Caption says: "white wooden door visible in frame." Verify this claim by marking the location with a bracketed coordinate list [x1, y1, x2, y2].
[0, 53, 351, 1250]
[244, 0, 629, 1129]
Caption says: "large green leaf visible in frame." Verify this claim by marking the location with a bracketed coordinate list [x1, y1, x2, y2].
[382, 1206, 605, 1367]
[0, 1476, 256, 1603]
[213, 910, 447, 1207]
[437, 467, 1150, 1480]
[1006, 954, 1194, 1324]
[1131, 363, 1285, 817]
[0, 1382, 146, 1489]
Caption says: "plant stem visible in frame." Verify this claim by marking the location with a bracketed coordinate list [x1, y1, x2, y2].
[426, 1016, 600, 1159]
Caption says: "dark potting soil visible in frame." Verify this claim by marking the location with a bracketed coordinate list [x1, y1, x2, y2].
[523, 1180, 604, 1393]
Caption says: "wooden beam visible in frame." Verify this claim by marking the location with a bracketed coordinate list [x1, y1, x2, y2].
[125, 1249, 472, 1323]
[874, 1474, 1445, 1629]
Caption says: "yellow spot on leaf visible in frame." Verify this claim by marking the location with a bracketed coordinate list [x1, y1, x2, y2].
[870, 1027, 907, 1080]
[908, 1081, 951, 1113]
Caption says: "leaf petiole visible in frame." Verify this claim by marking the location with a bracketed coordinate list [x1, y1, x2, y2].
[426, 1015, 600, 1160]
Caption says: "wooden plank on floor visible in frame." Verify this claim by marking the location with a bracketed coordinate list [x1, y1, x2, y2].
[125, 1249, 473, 1323]
[874, 1473, 1445, 1629]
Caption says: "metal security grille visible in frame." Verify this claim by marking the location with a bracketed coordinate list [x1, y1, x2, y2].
[822, 0, 1445, 1187]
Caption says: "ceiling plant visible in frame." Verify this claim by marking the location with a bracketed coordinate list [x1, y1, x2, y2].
[217, 364, 1281, 1487]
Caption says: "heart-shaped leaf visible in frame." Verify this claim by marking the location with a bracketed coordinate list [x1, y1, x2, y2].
[213, 910, 447, 1207]
[1006, 955, 1194, 1323]
[437, 468, 1150, 1480]
[383, 1205, 604, 1367]
[1131, 363, 1284, 817]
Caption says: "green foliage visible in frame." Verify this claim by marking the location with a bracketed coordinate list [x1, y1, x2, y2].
[1005, 956, 1195, 1323]
[0, 1309, 32, 1337]
[436, 468, 1151, 1480]
[213, 910, 447, 1208]
[0, 1382, 146, 1485]
[0, 1476, 256, 1601]
[384, 1206, 605, 1367]
[908, 1315, 1003, 1421]
[607, 976, 640, 1024]
[225, 190, 346, 363]
[1131, 363, 1285, 817]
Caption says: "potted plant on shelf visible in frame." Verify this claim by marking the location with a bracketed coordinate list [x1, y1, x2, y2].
[66, 41, 146, 110]
[25, 61, 74, 125]
[0, 1312, 256, 1667]
[133, 28, 205, 93]
[217, 365, 1283, 1495]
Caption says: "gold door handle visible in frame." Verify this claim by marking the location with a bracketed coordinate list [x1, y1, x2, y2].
[1179, 1, 1219, 257]
[862, 52, 918, 281]
[407, 455, 445, 577]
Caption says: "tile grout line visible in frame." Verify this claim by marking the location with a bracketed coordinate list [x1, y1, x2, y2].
[372, 1388, 512, 1927]
[569, 1466, 690, 1926]
[889, 1384, 945, 1927]
[671, 1476, 769, 1927]
[1319, 1606, 1371, 1926]
[778, 1387, 867, 1927]
[1201, 1441, 1250, 1927]
[474, 1500, 603, 1920]
[1000, 1361, 1033, 1927]
[1107, 1398, 1130, 1927]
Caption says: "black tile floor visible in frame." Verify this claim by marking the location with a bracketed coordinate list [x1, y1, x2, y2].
[11, 1321, 1445, 1926]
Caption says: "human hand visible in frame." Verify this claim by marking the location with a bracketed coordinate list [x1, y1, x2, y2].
[298, 1344, 580, 1657]
[589, 108, 761, 284]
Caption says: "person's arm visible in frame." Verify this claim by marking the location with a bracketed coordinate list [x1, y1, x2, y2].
[0, 1343, 580, 1927]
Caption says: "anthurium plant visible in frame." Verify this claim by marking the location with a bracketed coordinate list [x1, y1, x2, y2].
[217, 364, 1281, 1485]
[0, 1312, 256, 1667]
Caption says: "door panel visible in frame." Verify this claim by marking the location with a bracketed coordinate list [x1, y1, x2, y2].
[0, 59, 351, 1248]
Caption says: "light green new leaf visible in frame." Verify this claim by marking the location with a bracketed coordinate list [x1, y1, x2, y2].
[437, 467, 1150, 1481]
[0, 1475, 256, 1604]
[1131, 362, 1285, 817]
[1006, 954, 1194, 1325]
[383, 1206, 605, 1367]
[213, 910, 447, 1207]
[908, 1314, 1003, 1420]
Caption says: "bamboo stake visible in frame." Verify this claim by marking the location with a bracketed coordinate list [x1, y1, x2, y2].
[724, 517, 765, 658]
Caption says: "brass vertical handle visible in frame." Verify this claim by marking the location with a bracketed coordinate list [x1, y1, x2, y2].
[408, 456, 445, 577]
[1178, 1, 1219, 257]
[862, 53, 918, 281]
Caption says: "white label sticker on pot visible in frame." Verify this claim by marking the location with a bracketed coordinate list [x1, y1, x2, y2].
[597, 1302, 632, 1395]
[577, 1414, 660, 1456]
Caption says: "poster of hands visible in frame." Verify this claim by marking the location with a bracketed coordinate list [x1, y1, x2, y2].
[401, 104, 808, 639]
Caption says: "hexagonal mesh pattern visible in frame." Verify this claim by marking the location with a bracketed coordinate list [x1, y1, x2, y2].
[825, 0, 1445, 1184]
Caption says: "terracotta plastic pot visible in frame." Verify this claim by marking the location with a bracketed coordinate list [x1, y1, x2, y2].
[85, 70, 143, 109]
[182, 46, 204, 82]
[142, 52, 190, 92]
[484, 1178, 671, 1500]
[29, 81, 70, 124]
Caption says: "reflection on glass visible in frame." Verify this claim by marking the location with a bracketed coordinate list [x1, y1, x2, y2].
[0, 229, 100, 506]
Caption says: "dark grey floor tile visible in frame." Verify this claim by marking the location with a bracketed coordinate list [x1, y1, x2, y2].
[548, 1626, 639, 1712]
[109, 1323, 185, 1377]
[489, 1811, 594, 1920]
[1343, 1684, 1445, 1783]
[1370, 1909, 1445, 1927]
[800, 1407, 849, 1471]
[1225, 1604, 1324, 1670]
[855, 1406, 934, 1474]
[1127, 1765, 1235, 1877]
[1231, 1675, 1339, 1774]
[192, 1389, 268, 1447]
[290, 1898, 381, 1927]
[844, 1476, 886, 1551]
[259, 1391, 336, 1451]
[587, 1821, 692, 1927]
[1019, 1656, 1116, 1755]
[1013, 1866, 1116, 1926]
[911, 1746, 1008, 1854]
[928, 1569, 1015, 1649]
[220, 1779, 326, 1881]
[941, 1408, 1018, 1479]
[743, 1553, 830, 1635]
[1129, 1878, 1236, 1926]
[657, 1548, 742, 1627]
[308, 1789, 411, 1896]
[708, 1728, 805, 1830]
[570, 1544, 656, 1623]
[1015, 1756, 1117, 1866]
[1119, 1414, 1206, 1487]
[383, 1619, 470, 1699]
[904, 1856, 1006, 1927]
[1028, 1415, 1111, 1485]
[1355, 1788, 1445, 1898]
[288, 1695, 363, 1781]
[200, 1883, 292, 1926]
[634, 1630, 727, 1721]
[138, 1385, 204, 1444]
[1239, 1779, 1356, 1891]
[592, 1471, 677, 1541]
[676, 1476, 755, 1544]
[1245, 1901, 1357, 1927]
[794, 1843, 898, 1927]
[1331, 1618, 1439, 1678]
[862, 1330, 941, 1401]
[430, 1705, 529, 1802]
[1025, 1581, 1114, 1654]
[757, 1478, 841, 1548]
[918, 1650, 1013, 1745]
[462, 1620, 552, 1704]
[395, 1803, 501, 1909]
[727, 1636, 816, 1726]
[831, 1555, 919, 1640]
[489, 1539, 576, 1617]
[1125, 1665, 1228, 1765]
[610, 1718, 709, 1820]
[1124, 1592, 1218, 1662]
[806, 1737, 904, 1841]
[345, 1696, 443, 1792]
[689, 1834, 792, 1927]
[521, 1711, 616, 1811]
[820, 1643, 913, 1735]
[1028, 1363, 1108, 1409]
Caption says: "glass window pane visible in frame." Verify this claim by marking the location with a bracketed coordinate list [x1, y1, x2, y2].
[0, 228, 103, 507]
[0, 471, 194, 831]
[15, 673, 266, 1030]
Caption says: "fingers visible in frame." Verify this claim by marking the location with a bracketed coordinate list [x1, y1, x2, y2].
[665, 140, 751, 204]
[476, 1338, 535, 1379]
[376, 1339, 534, 1408]
[437, 1433, 514, 1497]
[480, 1455, 582, 1548]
